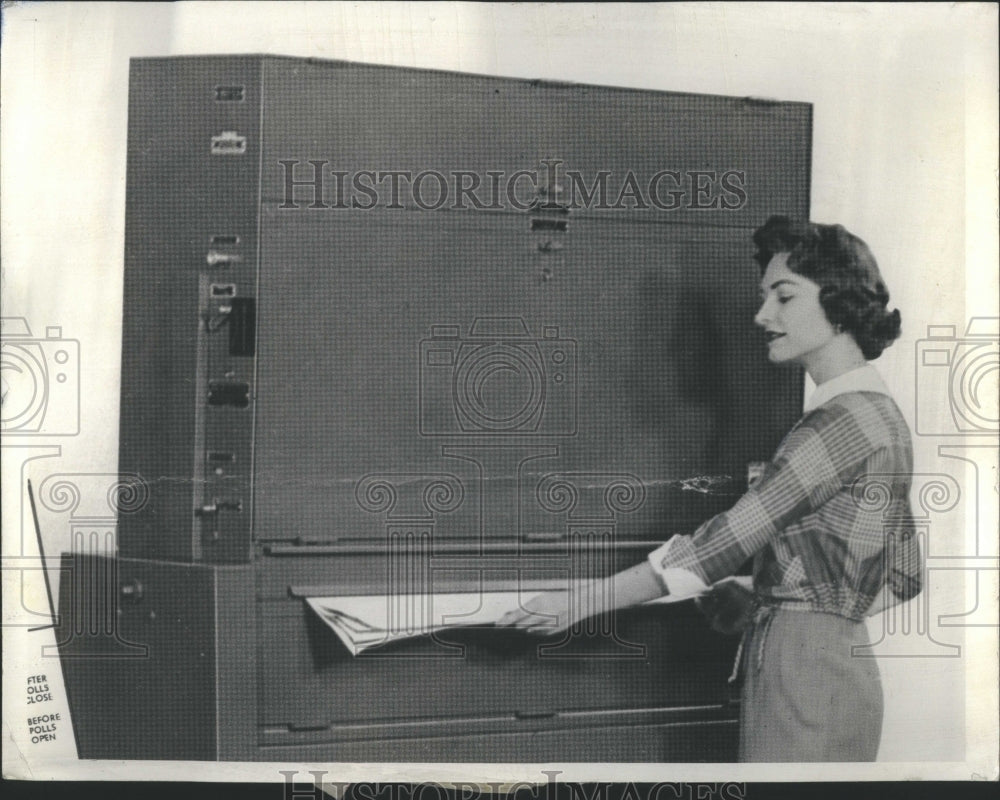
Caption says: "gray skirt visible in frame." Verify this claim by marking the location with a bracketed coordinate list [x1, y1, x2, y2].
[736, 605, 884, 762]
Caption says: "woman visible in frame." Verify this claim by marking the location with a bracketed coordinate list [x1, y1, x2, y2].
[499, 216, 922, 762]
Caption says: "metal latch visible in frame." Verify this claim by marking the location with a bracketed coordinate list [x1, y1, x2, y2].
[210, 131, 247, 156]
[196, 499, 243, 517]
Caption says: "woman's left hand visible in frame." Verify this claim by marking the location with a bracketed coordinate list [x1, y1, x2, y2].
[695, 578, 756, 635]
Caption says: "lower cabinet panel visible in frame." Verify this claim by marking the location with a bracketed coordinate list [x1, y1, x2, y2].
[58, 555, 740, 761]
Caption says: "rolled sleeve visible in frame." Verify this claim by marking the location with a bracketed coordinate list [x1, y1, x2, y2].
[646, 538, 710, 598]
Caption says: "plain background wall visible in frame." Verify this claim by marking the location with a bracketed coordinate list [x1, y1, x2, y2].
[2, 1, 997, 780]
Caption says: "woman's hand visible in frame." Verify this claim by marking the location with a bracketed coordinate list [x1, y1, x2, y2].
[695, 578, 756, 635]
[497, 563, 668, 635]
[497, 590, 576, 635]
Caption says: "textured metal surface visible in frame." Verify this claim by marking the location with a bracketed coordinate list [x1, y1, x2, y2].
[117, 55, 808, 562]
[252, 213, 802, 545]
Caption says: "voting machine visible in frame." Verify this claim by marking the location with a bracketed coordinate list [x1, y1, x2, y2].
[55, 55, 809, 761]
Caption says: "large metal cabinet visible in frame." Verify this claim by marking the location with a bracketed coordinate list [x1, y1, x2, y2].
[57, 55, 810, 761]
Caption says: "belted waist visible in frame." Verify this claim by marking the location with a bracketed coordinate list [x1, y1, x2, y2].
[727, 598, 866, 685]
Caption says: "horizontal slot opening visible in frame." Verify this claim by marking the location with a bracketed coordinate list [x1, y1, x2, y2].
[210, 283, 236, 297]
[214, 86, 245, 102]
[210, 234, 240, 246]
[530, 218, 568, 233]
[207, 381, 250, 408]
[206, 251, 244, 267]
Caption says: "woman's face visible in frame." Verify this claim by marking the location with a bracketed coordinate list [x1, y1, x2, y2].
[754, 252, 838, 369]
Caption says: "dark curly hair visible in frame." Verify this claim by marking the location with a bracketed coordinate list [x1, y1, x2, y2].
[752, 215, 902, 360]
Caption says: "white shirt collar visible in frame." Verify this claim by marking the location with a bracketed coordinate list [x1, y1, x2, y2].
[803, 364, 892, 413]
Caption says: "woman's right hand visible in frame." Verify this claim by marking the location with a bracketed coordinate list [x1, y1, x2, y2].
[496, 562, 665, 636]
[496, 590, 576, 635]
[695, 578, 756, 635]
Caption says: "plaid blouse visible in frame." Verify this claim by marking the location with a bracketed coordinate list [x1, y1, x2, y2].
[648, 385, 922, 621]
